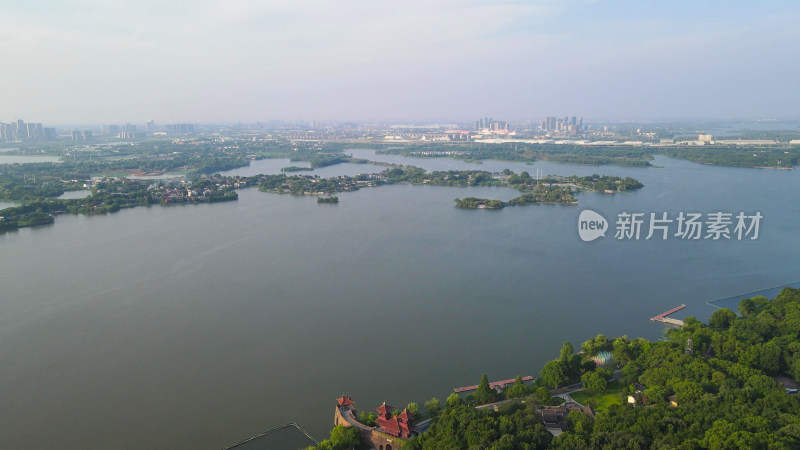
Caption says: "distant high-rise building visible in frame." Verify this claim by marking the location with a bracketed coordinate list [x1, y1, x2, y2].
[541, 115, 584, 133]
[26, 123, 43, 140]
[474, 117, 508, 133]
[0, 119, 56, 142]
[171, 123, 194, 133]
[71, 130, 92, 142]
[0, 123, 12, 142]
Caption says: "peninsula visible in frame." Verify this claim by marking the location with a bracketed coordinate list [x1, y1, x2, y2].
[307, 287, 800, 449]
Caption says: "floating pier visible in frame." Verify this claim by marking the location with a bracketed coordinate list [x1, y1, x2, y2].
[650, 304, 686, 327]
[454, 376, 534, 393]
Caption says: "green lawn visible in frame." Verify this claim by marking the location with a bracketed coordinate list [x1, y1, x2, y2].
[569, 380, 625, 411]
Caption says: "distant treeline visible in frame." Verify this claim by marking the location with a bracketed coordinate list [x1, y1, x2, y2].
[376, 141, 800, 169]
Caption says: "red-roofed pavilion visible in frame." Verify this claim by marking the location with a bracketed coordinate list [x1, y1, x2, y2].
[337, 395, 354, 408]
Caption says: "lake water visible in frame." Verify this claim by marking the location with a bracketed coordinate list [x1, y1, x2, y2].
[126, 173, 187, 180]
[0, 155, 61, 164]
[1, 153, 799, 449]
[218, 157, 386, 178]
[57, 190, 92, 200]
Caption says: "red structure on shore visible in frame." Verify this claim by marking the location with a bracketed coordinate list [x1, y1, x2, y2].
[334, 396, 415, 449]
[337, 395, 354, 408]
[375, 402, 416, 439]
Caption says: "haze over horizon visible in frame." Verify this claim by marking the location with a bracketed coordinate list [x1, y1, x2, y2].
[2, 0, 799, 124]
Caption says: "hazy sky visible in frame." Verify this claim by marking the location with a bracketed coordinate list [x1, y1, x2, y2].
[2, 0, 798, 124]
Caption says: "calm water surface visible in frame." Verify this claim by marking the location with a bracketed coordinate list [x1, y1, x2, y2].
[0, 155, 61, 164]
[57, 190, 92, 200]
[218, 158, 385, 178]
[1, 154, 799, 449]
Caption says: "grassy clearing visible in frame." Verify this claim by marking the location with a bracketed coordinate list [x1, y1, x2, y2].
[569, 379, 626, 411]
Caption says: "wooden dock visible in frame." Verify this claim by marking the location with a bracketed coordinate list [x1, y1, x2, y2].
[650, 304, 686, 327]
[454, 376, 534, 393]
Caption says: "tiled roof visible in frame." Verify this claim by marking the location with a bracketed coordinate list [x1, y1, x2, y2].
[337, 395, 354, 407]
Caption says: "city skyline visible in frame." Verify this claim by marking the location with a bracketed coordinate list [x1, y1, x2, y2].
[2, 1, 799, 124]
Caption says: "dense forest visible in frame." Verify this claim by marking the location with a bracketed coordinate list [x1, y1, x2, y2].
[313, 288, 800, 449]
[376, 142, 653, 167]
[375, 142, 800, 169]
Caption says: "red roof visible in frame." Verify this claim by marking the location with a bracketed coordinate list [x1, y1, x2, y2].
[380, 417, 401, 434]
[377, 402, 394, 414]
[337, 395, 354, 407]
[375, 406, 416, 439]
[397, 409, 414, 423]
[376, 415, 414, 439]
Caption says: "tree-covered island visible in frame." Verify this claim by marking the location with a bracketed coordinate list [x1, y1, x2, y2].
[372, 140, 800, 169]
[1, 162, 643, 231]
[282, 165, 314, 172]
[453, 171, 643, 209]
[0, 139, 352, 231]
[0, 176, 239, 232]
[0, 138, 642, 231]
[255, 167, 642, 210]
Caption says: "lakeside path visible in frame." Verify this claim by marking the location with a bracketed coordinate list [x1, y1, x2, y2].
[475, 369, 623, 411]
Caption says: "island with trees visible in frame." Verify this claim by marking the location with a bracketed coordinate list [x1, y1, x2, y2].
[0, 175, 239, 231]
[255, 167, 641, 209]
[371, 140, 800, 169]
[282, 166, 314, 172]
[453, 171, 642, 209]
[1, 161, 643, 231]
[0, 138, 644, 231]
